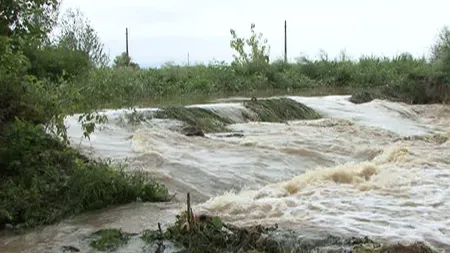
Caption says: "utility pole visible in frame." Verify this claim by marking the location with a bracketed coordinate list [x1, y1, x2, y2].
[284, 20, 287, 63]
[125, 28, 129, 58]
[187, 52, 190, 66]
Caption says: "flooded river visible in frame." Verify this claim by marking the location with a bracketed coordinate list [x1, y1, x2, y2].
[1, 95, 449, 252]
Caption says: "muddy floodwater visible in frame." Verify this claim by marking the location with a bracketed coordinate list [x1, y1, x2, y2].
[1, 95, 450, 252]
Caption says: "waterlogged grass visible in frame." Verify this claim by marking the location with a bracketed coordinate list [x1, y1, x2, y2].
[154, 106, 233, 133]
[0, 120, 169, 230]
[90, 228, 130, 251]
[137, 98, 322, 134]
[87, 211, 439, 253]
[243, 98, 321, 122]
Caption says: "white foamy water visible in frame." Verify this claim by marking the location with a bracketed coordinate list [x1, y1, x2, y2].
[1, 95, 449, 252]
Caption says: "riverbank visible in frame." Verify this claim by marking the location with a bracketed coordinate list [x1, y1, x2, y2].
[0, 120, 171, 232]
[68, 58, 450, 112]
[48, 194, 441, 253]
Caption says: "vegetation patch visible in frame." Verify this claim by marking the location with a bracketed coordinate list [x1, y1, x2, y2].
[147, 98, 321, 135]
[350, 73, 450, 105]
[350, 90, 376, 104]
[91, 218, 438, 253]
[86, 193, 438, 253]
[0, 120, 169, 230]
[243, 98, 322, 122]
[153, 106, 233, 133]
[89, 228, 131, 251]
[140, 214, 437, 253]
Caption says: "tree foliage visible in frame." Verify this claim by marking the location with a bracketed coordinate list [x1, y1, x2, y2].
[57, 8, 110, 67]
[431, 26, 450, 75]
[0, 0, 59, 42]
[230, 23, 270, 66]
[0, 1, 107, 142]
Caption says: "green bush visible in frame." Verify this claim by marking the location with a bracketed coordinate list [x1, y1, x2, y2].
[24, 46, 92, 82]
[0, 120, 168, 228]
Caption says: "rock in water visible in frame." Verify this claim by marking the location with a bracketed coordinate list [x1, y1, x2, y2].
[182, 125, 205, 137]
[62, 245, 80, 252]
[349, 90, 374, 104]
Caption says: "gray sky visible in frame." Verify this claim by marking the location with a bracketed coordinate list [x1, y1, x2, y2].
[59, 0, 450, 67]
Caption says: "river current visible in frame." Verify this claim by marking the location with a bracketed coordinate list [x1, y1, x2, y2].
[1, 95, 449, 252]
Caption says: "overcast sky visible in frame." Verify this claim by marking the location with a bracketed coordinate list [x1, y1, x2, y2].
[59, 0, 450, 67]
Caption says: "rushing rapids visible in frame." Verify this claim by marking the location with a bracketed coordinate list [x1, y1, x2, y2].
[1, 95, 449, 252]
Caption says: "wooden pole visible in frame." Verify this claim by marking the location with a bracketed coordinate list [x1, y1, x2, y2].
[126, 28, 129, 58]
[284, 20, 287, 63]
[187, 192, 192, 225]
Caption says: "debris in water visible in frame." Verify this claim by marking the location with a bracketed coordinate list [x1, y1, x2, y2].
[61, 245, 80, 252]
[353, 241, 435, 253]
[215, 132, 245, 138]
[86, 192, 440, 253]
[181, 125, 205, 137]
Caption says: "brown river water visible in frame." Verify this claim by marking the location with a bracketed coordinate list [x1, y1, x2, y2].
[1, 95, 449, 252]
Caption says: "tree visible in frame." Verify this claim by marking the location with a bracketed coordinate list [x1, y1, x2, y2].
[113, 52, 139, 69]
[229, 23, 270, 66]
[0, 1, 105, 141]
[57, 8, 109, 67]
[0, 0, 59, 43]
[430, 26, 450, 75]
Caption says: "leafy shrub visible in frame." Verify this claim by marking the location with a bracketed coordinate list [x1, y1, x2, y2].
[24, 46, 92, 82]
[0, 120, 168, 228]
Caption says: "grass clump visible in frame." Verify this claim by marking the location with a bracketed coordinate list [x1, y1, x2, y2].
[140, 211, 281, 253]
[149, 98, 322, 135]
[153, 107, 233, 133]
[134, 195, 439, 253]
[243, 98, 321, 122]
[89, 228, 130, 251]
[85, 194, 439, 253]
[0, 120, 169, 230]
[350, 90, 376, 104]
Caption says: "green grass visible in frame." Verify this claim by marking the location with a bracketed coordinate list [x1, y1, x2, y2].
[154, 106, 234, 132]
[90, 228, 130, 251]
